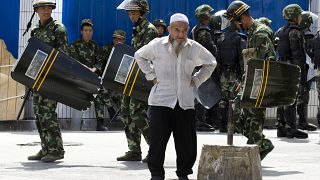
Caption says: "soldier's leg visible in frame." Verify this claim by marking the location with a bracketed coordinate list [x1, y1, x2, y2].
[100, 88, 117, 118]
[117, 95, 141, 161]
[28, 94, 47, 160]
[242, 108, 274, 160]
[276, 107, 287, 137]
[284, 83, 308, 138]
[130, 98, 150, 145]
[297, 80, 317, 131]
[93, 89, 109, 131]
[39, 97, 64, 162]
[218, 73, 229, 133]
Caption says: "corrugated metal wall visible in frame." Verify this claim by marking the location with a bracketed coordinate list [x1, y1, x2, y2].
[0, 0, 20, 59]
[62, 0, 308, 46]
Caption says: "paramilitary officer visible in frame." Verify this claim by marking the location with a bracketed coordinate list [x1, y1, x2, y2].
[153, 19, 167, 37]
[212, 11, 246, 133]
[28, 0, 68, 162]
[191, 4, 216, 132]
[275, 4, 310, 138]
[69, 19, 112, 131]
[98, 29, 127, 121]
[117, 0, 158, 162]
[226, 0, 275, 160]
[296, 11, 318, 131]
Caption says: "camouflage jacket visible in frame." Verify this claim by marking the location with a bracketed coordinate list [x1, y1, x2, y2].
[191, 24, 216, 56]
[132, 18, 158, 49]
[288, 24, 306, 66]
[69, 39, 100, 71]
[31, 17, 69, 54]
[246, 20, 275, 61]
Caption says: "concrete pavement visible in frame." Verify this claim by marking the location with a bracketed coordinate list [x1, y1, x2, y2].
[0, 129, 319, 180]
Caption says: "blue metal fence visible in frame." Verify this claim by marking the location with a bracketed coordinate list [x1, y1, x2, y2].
[62, 0, 308, 46]
[0, 0, 20, 58]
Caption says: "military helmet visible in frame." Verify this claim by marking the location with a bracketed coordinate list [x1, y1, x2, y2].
[283, 4, 303, 21]
[195, 4, 214, 20]
[225, 1, 250, 21]
[81, 19, 94, 27]
[33, 0, 56, 9]
[257, 17, 272, 27]
[300, 11, 318, 30]
[124, 0, 149, 13]
[113, 29, 126, 39]
[210, 10, 230, 30]
[153, 19, 167, 28]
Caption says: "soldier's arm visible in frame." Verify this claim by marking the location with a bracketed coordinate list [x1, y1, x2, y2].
[69, 43, 80, 61]
[54, 24, 69, 55]
[135, 39, 156, 81]
[253, 31, 275, 61]
[289, 29, 305, 65]
[197, 30, 217, 56]
[237, 37, 246, 76]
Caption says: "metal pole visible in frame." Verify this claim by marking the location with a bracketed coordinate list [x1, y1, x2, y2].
[16, 88, 32, 121]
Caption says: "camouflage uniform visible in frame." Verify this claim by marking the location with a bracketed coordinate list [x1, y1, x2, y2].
[190, 4, 217, 132]
[216, 24, 246, 132]
[97, 30, 127, 115]
[295, 11, 318, 131]
[117, 0, 158, 161]
[29, 0, 68, 162]
[257, 17, 272, 28]
[226, 1, 275, 160]
[69, 38, 113, 125]
[275, 5, 310, 138]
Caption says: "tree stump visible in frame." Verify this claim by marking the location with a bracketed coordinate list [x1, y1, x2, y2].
[197, 144, 262, 180]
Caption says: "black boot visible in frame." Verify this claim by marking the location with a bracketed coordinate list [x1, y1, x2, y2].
[96, 118, 107, 131]
[286, 128, 308, 139]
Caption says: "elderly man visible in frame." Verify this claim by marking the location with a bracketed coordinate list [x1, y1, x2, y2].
[135, 13, 216, 180]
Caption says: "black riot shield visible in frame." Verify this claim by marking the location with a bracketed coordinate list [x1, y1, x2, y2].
[101, 43, 153, 102]
[241, 59, 300, 108]
[11, 37, 101, 111]
[193, 76, 221, 109]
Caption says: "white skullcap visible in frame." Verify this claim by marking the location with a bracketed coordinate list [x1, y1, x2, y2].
[170, 13, 189, 24]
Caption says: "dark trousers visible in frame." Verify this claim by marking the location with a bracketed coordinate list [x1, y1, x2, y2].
[148, 104, 197, 179]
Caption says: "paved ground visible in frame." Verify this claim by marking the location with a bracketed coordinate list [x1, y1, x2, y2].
[0, 129, 319, 180]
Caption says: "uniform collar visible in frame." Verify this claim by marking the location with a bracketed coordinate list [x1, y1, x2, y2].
[246, 20, 259, 37]
[39, 17, 54, 28]
[134, 18, 148, 32]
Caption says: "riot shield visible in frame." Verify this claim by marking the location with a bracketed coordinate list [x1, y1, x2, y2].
[11, 37, 101, 111]
[101, 43, 153, 102]
[241, 59, 300, 108]
[193, 76, 221, 109]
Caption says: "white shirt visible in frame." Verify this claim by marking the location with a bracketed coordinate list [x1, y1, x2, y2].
[135, 36, 217, 110]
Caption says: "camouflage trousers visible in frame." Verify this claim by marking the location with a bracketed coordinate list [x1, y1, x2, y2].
[33, 93, 64, 156]
[219, 70, 239, 128]
[121, 95, 150, 153]
[234, 96, 273, 160]
[94, 88, 121, 119]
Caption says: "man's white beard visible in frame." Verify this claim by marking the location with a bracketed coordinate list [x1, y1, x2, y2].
[171, 39, 185, 57]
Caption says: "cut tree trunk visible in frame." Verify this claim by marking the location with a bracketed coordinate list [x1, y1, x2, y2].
[197, 144, 262, 180]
